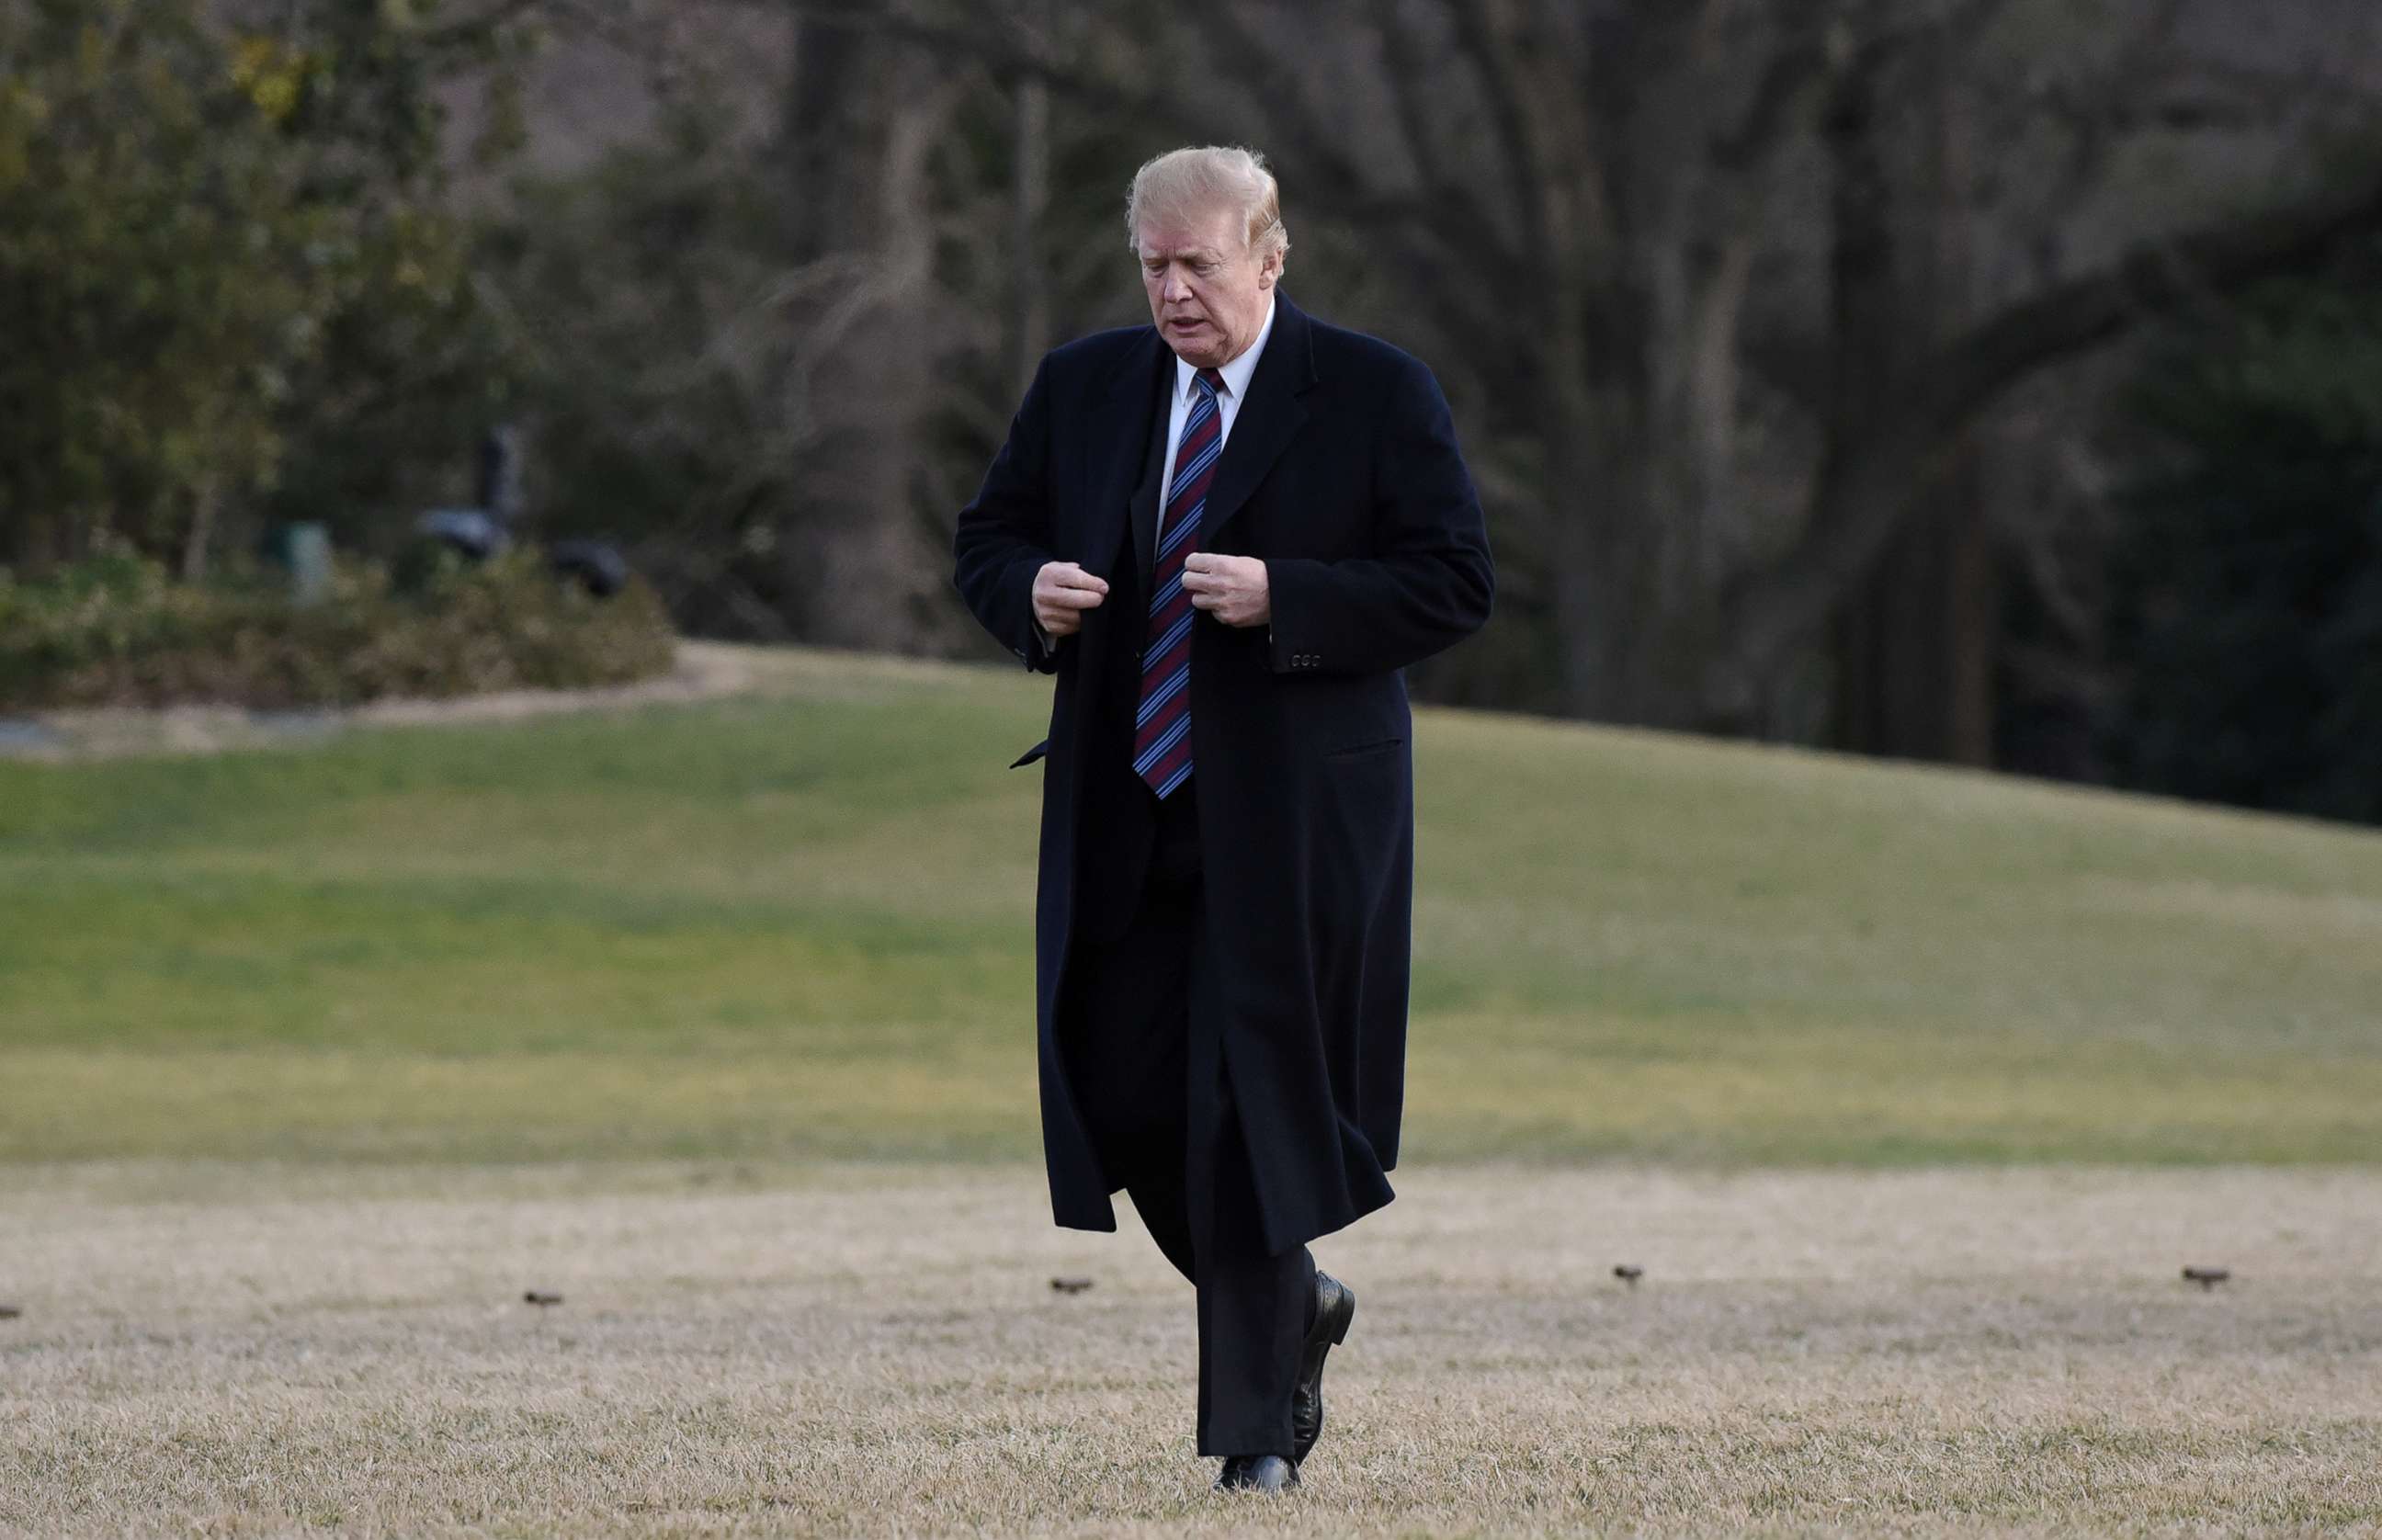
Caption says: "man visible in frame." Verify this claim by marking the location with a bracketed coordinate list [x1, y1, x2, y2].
[952, 145, 1492, 1493]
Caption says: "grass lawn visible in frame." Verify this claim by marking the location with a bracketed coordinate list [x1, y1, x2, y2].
[3, 643, 2379, 1166]
[7, 647, 2382, 1538]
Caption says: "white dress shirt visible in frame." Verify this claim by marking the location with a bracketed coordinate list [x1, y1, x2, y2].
[1157, 293, 1276, 538]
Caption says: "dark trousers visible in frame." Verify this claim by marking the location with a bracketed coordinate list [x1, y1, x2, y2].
[1061, 779, 1317, 1457]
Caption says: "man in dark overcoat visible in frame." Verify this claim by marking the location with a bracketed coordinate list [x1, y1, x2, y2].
[951, 144, 1493, 1494]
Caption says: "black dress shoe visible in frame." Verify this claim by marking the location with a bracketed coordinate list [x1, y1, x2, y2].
[1291, 1270, 1355, 1464]
[1215, 1453, 1299, 1493]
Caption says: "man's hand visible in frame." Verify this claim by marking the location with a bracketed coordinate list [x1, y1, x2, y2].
[1182, 552, 1270, 628]
[1032, 561, 1108, 638]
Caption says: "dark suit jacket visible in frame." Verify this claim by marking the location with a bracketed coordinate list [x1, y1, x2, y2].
[953, 291, 1493, 1251]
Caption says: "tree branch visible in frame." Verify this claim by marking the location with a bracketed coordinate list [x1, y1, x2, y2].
[1719, 157, 2382, 693]
[1443, 0, 1560, 258]
[768, 0, 1534, 352]
[1376, 0, 1523, 257]
[1712, 0, 2017, 173]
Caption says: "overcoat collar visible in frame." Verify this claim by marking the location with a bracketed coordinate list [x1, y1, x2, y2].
[1100, 291, 1321, 584]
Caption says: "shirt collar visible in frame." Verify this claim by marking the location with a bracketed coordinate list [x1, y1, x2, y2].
[1175, 293, 1276, 405]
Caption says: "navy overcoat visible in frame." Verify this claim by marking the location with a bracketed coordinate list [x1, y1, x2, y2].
[952, 293, 1493, 1253]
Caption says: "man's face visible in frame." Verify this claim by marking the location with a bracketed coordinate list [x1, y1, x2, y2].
[1137, 202, 1280, 370]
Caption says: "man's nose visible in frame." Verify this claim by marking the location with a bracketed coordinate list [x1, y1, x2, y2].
[1162, 268, 1191, 303]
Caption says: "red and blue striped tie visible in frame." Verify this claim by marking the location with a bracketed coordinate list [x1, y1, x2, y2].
[1133, 368, 1225, 798]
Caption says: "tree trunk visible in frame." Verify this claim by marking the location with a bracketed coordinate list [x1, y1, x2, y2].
[181, 475, 221, 584]
[774, 17, 949, 651]
[1551, 412, 1735, 731]
[1542, 6, 1757, 731]
[1834, 486, 1999, 764]
[1009, 0, 1050, 393]
[1826, 20, 2002, 764]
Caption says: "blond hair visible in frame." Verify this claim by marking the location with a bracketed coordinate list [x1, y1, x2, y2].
[1124, 145, 1290, 266]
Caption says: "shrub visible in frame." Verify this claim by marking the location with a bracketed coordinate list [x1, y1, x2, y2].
[0, 0, 531, 580]
[0, 549, 676, 713]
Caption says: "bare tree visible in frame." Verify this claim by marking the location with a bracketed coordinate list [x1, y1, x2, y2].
[768, 0, 2382, 732]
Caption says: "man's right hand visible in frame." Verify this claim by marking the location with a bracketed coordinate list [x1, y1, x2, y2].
[1032, 561, 1109, 639]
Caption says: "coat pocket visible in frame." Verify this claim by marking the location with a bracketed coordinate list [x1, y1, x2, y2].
[1321, 735, 1403, 763]
[1009, 738, 1050, 769]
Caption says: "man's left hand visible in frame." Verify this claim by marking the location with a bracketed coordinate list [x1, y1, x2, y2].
[1182, 552, 1270, 628]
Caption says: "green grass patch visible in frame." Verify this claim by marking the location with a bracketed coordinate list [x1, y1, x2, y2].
[3, 646, 2379, 1164]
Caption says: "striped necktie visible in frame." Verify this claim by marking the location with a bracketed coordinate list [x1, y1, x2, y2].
[1132, 367, 1225, 798]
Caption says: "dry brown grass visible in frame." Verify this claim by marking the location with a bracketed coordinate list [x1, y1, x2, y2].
[5, 1163, 2380, 1537]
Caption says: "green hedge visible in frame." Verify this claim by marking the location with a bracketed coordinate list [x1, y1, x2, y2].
[0, 550, 676, 713]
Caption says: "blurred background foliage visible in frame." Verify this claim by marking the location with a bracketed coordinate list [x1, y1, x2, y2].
[6, 0, 2382, 822]
[2103, 249, 2382, 822]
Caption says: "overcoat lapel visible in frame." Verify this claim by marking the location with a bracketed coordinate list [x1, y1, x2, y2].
[1083, 329, 1171, 583]
[1196, 292, 1319, 553]
[1128, 384, 1170, 586]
